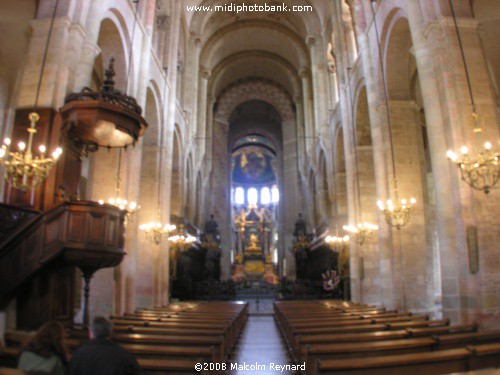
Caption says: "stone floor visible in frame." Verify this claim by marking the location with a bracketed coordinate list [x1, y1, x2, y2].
[229, 315, 296, 375]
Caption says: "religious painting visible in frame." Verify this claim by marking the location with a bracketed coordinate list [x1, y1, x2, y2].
[232, 146, 276, 185]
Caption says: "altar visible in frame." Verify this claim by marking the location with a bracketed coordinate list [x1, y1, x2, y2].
[232, 205, 279, 284]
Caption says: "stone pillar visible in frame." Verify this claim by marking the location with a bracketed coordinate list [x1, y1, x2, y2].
[357, 32, 398, 310]
[162, 0, 182, 306]
[300, 69, 314, 155]
[328, 63, 340, 106]
[196, 70, 210, 157]
[210, 118, 231, 279]
[282, 116, 300, 278]
[407, 0, 500, 325]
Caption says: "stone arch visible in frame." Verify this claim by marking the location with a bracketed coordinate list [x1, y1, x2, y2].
[473, 0, 500, 103]
[96, 9, 133, 91]
[353, 85, 376, 222]
[216, 80, 294, 122]
[189, 0, 321, 39]
[209, 50, 301, 99]
[383, 12, 434, 311]
[339, 0, 358, 65]
[199, 19, 309, 71]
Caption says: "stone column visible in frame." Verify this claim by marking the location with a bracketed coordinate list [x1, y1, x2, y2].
[407, 0, 500, 325]
[210, 118, 231, 279]
[162, 0, 182, 306]
[300, 69, 314, 155]
[356, 32, 398, 310]
[282, 116, 300, 278]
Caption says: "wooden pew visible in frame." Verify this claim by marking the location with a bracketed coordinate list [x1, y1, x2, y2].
[296, 324, 478, 361]
[314, 343, 500, 375]
[306, 337, 437, 374]
[315, 347, 471, 375]
[432, 330, 500, 350]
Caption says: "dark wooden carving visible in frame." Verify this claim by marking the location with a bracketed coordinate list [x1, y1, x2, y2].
[0, 200, 126, 308]
[60, 58, 147, 150]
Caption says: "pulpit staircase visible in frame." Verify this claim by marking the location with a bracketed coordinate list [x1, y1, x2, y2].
[0, 201, 126, 328]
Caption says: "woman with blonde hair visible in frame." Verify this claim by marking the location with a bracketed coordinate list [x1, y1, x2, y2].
[17, 321, 68, 375]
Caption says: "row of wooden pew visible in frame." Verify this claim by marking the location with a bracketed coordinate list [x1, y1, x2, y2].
[1, 301, 248, 374]
[274, 300, 500, 375]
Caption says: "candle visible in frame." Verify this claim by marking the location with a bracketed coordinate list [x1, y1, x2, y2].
[283, 258, 287, 276]
[231, 250, 234, 264]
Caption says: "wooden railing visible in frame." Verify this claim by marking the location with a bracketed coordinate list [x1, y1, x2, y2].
[0, 200, 126, 307]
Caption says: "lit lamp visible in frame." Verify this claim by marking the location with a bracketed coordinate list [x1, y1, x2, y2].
[377, 195, 416, 230]
[140, 220, 176, 245]
[168, 224, 197, 252]
[0, 0, 63, 191]
[98, 149, 140, 221]
[343, 223, 378, 246]
[0, 113, 63, 190]
[443, 0, 499, 194]
[325, 234, 350, 252]
[140, 66, 173, 245]
[447, 123, 499, 194]
[370, 1, 417, 228]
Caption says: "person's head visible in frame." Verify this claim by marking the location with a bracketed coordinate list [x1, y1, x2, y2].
[90, 316, 113, 339]
[24, 321, 67, 359]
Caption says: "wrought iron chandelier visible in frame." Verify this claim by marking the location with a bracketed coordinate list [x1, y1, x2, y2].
[445, 0, 499, 194]
[98, 148, 140, 220]
[0, 0, 63, 191]
[371, 1, 416, 229]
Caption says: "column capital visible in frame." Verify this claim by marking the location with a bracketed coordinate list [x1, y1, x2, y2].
[299, 69, 310, 79]
[201, 69, 211, 80]
[156, 14, 169, 31]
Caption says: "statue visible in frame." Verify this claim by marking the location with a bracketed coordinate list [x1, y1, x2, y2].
[293, 213, 307, 240]
[204, 214, 220, 242]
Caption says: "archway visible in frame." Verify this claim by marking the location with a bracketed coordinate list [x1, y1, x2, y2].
[228, 100, 282, 285]
[385, 15, 434, 311]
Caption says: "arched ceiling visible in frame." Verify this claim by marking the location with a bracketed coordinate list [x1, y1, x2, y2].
[185, 0, 326, 100]
[210, 51, 299, 97]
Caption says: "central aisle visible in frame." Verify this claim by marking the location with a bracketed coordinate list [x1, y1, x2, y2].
[230, 315, 295, 375]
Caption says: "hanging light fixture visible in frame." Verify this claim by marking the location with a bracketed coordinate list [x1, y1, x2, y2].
[343, 66, 378, 244]
[0, 0, 63, 191]
[168, 223, 197, 253]
[140, 213, 176, 245]
[140, 68, 173, 244]
[342, 223, 378, 246]
[445, 0, 499, 194]
[370, 0, 416, 229]
[325, 233, 350, 252]
[98, 148, 140, 220]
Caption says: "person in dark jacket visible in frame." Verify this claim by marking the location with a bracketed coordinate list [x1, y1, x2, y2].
[17, 321, 68, 375]
[68, 316, 142, 375]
